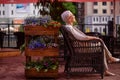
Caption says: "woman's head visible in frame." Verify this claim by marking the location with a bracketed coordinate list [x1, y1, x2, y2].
[61, 10, 76, 24]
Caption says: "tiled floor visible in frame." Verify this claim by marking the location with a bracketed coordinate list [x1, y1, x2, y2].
[0, 51, 120, 80]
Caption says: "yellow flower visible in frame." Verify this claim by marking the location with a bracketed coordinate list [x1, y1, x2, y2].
[47, 20, 61, 28]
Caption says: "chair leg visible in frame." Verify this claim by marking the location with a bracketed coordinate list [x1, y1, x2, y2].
[101, 72, 104, 79]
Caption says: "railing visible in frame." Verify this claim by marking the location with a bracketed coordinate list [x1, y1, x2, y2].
[79, 24, 120, 56]
[0, 23, 24, 48]
[0, 23, 120, 49]
[79, 24, 120, 37]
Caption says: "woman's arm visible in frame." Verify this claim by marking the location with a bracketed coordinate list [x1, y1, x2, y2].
[73, 26, 102, 40]
[86, 35, 99, 40]
[65, 25, 102, 41]
[73, 26, 86, 36]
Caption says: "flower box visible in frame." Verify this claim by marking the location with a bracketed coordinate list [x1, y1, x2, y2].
[24, 26, 60, 36]
[24, 25, 59, 78]
[25, 68, 58, 78]
[25, 47, 59, 56]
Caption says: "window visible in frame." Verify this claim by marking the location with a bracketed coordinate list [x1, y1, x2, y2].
[93, 9, 98, 14]
[111, 9, 113, 14]
[94, 2, 98, 5]
[103, 28, 106, 34]
[105, 17, 108, 21]
[78, 4, 82, 8]
[99, 17, 101, 22]
[93, 17, 95, 21]
[11, 10, 13, 15]
[102, 2, 107, 6]
[3, 10, 5, 15]
[94, 28, 98, 32]
[111, 2, 113, 6]
[96, 17, 98, 22]
[103, 9, 107, 14]
[33, 10, 35, 15]
[3, 4, 4, 7]
[11, 4, 13, 7]
[102, 17, 104, 21]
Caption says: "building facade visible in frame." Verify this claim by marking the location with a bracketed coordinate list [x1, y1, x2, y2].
[84, 2, 120, 35]
[0, 3, 39, 24]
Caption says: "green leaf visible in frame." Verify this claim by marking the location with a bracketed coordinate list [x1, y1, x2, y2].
[51, 65, 57, 70]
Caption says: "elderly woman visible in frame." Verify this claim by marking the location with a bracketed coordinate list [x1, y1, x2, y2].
[61, 10, 120, 76]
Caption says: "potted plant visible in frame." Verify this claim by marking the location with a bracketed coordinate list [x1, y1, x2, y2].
[25, 57, 58, 72]
[24, 14, 60, 78]
[25, 57, 59, 78]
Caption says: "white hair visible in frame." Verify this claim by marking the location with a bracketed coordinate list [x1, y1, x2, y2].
[61, 10, 73, 22]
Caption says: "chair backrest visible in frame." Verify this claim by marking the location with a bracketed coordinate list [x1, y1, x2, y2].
[60, 26, 104, 56]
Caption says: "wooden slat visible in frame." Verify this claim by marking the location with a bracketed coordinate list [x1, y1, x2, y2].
[0, 49, 21, 58]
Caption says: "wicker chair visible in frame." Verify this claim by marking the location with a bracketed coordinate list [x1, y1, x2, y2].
[60, 26, 105, 79]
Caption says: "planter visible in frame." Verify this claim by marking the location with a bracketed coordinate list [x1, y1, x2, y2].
[24, 26, 59, 57]
[25, 47, 59, 56]
[24, 26, 60, 36]
[25, 68, 58, 78]
[24, 25, 59, 78]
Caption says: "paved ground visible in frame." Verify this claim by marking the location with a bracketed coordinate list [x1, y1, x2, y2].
[0, 50, 120, 80]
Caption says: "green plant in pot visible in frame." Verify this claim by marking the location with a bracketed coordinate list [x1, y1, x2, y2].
[25, 57, 59, 72]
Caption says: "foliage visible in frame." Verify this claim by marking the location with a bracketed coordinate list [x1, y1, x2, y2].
[24, 16, 51, 26]
[35, 0, 53, 16]
[25, 57, 58, 72]
[35, 0, 77, 23]
[24, 16, 61, 28]
[18, 24, 24, 32]
[28, 36, 58, 49]
[62, 2, 77, 14]
[20, 36, 58, 53]
[28, 36, 46, 49]
[45, 20, 61, 28]
[20, 43, 25, 53]
[50, 2, 77, 22]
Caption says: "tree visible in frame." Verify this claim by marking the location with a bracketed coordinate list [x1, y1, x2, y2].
[35, 0, 77, 22]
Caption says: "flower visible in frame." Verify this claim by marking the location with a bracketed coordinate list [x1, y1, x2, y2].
[46, 20, 61, 28]
[28, 36, 58, 49]
[28, 37, 46, 49]
[24, 16, 61, 28]
[24, 16, 51, 26]
[25, 58, 58, 72]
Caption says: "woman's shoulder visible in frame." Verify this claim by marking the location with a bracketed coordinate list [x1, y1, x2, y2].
[64, 24, 73, 28]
